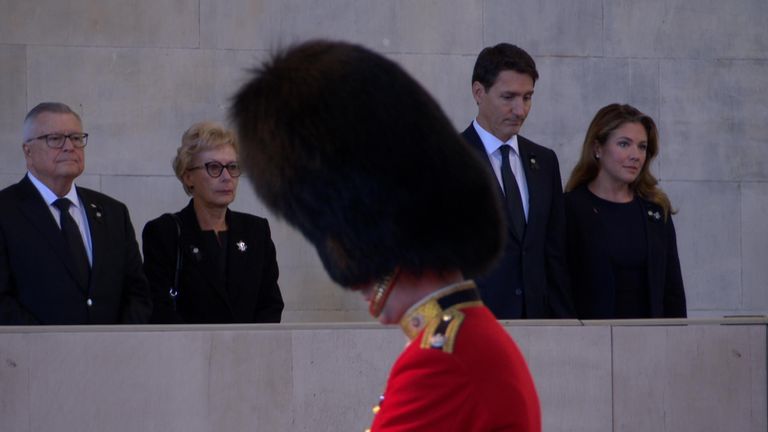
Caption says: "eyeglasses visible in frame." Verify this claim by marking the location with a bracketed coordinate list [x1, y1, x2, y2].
[188, 161, 242, 178]
[25, 133, 89, 149]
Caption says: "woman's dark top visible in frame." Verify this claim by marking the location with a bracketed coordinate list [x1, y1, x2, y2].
[587, 191, 649, 318]
[565, 184, 687, 319]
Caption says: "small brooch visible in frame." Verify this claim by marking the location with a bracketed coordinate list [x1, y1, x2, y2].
[236, 241, 247, 252]
[190, 245, 202, 262]
[647, 210, 662, 221]
[528, 154, 539, 170]
[89, 203, 103, 220]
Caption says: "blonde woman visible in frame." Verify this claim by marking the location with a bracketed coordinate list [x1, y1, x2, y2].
[142, 122, 283, 323]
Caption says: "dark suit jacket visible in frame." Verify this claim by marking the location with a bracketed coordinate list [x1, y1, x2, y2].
[565, 184, 687, 318]
[461, 124, 574, 319]
[0, 175, 152, 324]
[142, 200, 283, 324]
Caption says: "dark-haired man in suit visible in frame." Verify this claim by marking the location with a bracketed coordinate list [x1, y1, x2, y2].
[0, 102, 151, 324]
[462, 43, 574, 319]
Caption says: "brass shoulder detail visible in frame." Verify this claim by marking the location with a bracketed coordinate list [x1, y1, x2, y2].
[419, 308, 466, 354]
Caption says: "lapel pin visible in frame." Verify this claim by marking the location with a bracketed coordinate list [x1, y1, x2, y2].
[191, 246, 202, 262]
[89, 203, 103, 219]
[528, 155, 539, 170]
[236, 241, 247, 252]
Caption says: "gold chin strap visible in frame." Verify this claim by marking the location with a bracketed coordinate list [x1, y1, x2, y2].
[368, 268, 400, 318]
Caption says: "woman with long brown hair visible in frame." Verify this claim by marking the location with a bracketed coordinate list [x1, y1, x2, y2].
[564, 103, 686, 319]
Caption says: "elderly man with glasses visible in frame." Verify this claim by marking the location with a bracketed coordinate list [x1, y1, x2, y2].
[0, 102, 151, 325]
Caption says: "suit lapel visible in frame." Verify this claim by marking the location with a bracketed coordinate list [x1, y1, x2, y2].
[639, 199, 664, 315]
[17, 177, 87, 292]
[80, 189, 104, 296]
[463, 125, 506, 197]
[518, 137, 541, 240]
[225, 211, 248, 307]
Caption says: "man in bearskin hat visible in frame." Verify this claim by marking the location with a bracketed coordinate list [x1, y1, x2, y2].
[230, 40, 541, 431]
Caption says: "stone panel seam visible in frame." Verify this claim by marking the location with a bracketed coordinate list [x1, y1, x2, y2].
[601, 0, 605, 58]
[196, 0, 201, 49]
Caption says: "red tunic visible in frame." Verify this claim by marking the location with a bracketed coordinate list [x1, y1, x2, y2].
[369, 282, 541, 431]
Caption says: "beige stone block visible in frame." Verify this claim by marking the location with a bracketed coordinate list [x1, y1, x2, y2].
[512, 325, 612, 432]
[291, 327, 404, 430]
[605, 0, 768, 59]
[207, 330, 294, 431]
[613, 325, 767, 432]
[664, 181, 741, 312]
[26, 331, 213, 432]
[200, 0, 482, 54]
[484, 0, 603, 57]
[0, 0, 199, 48]
[660, 59, 768, 181]
[0, 45, 26, 173]
[742, 182, 768, 312]
[0, 334, 29, 432]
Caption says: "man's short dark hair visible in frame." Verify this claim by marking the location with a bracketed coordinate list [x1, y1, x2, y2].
[230, 40, 504, 287]
[471, 43, 539, 90]
[24, 102, 81, 124]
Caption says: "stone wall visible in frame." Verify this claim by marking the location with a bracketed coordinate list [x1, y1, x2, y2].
[0, 320, 765, 431]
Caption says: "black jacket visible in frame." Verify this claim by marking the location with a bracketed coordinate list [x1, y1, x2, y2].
[565, 184, 687, 318]
[142, 200, 283, 323]
[0, 175, 151, 324]
[461, 124, 574, 319]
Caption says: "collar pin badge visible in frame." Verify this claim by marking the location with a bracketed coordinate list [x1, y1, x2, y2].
[237, 241, 247, 252]
[89, 203, 102, 218]
[529, 155, 539, 170]
[191, 245, 202, 262]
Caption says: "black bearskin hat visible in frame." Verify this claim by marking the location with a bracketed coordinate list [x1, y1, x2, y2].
[230, 40, 504, 288]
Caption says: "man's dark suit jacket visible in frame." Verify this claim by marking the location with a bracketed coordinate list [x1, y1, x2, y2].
[461, 124, 574, 319]
[565, 184, 687, 318]
[0, 175, 152, 324]
[142, 200, 284, 324]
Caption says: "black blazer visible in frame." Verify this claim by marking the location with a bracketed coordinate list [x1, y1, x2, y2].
[0, 175, 152, 324]
[142, 200, 283, 323]
[565, 184, 687, 318]
[461, 124, 574, 319]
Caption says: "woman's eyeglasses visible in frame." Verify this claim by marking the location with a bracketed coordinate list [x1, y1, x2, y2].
[188, 161, 241, 178]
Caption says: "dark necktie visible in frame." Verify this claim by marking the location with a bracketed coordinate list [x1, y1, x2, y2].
[53, 198, 90, 287]
[499, 144, 526, 237]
